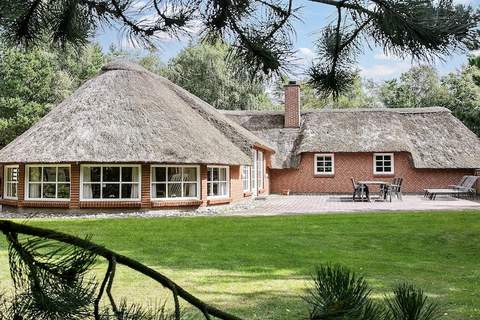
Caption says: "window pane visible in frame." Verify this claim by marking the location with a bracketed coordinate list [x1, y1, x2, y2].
[183, 183, 197, 197]
[168, 167, 182, 182]
[43, 167, 56, 182]
[183, 167, 197, 182]
[154, 167, 166, 182]
[121, 183, 139, 199]
[83, 167, 101, 182]
[57, 184, 70, 199]
[212, 182, 219, 195]
[219, 182, 228, 196]
[7, 168, 18, 182]
[207, 182, 212, 196]
[376, 166, 384, 172]
[102, 184, 120, 198]
[152, 183, 166, 198]
[29, 167, 41, 182]
[168, 183, 182, 198]
[103, 167, 120, 182]
[28, 184, 41, 198]
[83, 184, 101, 199]
[122, 167, 139, 182]
[218, 168, 227, 181]
[43, 183, 56, 198]
[58, 167, 70, 182]
[209, 168, 219, 182]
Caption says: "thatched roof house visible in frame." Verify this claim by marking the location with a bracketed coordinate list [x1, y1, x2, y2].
[224, 107, 480, 170]
[0, 61, 272, 165]
[0, 63, 478, 210]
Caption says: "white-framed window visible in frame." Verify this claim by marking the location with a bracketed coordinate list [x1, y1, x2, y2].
[373, 153, 394, 175]
[314, 154, 334, 175]
[256, 151, 264, 190]
[26, 165, 70, 200]
[207, 166, 229, 198]
[151, 165, 199, 200]
[4, 165, 19, 199]
[241, 166, 251, 192]
[81, 165, 141, 200]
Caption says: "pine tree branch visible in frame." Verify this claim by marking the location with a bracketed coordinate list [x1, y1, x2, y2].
[308, 0, 375, 15]
[0, 220, 244, 320]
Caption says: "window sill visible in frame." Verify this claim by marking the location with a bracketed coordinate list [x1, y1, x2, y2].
[151, 199, 202, 207]
[373, 173, 395, 177]
[207, 198, 232, 205]
[313, 174, 335, 178]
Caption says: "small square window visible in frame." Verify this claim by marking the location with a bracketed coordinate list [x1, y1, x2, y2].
[315, 154, 334, 175]
[374, 153, 394, 175]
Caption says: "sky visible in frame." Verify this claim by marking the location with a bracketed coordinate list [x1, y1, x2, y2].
[94, 0, 480, 82]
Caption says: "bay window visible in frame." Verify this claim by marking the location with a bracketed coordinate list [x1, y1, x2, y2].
[4, 165, 19, 199]
[241, 166, 251, 192]
[26, 165, 70, 200]
[81, 165, 140, 200]
[151, 166, 199, 199]
[207, 166, 229, 197]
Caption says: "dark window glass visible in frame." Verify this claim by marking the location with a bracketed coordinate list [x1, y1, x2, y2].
[154, 167, 166, 182]
[121, 184, 138, 199]
[102, 184, 120, 198]
[103, 167, 120, 182]
[43, 167, 56, 182]
[43, 184, 56, 198]
[154, 184, 166, 198]
[58, 167, 70, 182]
[58, 184, 70, 198]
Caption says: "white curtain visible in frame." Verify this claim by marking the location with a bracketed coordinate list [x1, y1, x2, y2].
[29, 184, 41, 198]
[83, 168, 93, 199]
[131, 183, 139, 198]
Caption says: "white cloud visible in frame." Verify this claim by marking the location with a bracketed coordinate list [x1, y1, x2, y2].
[294, 47, 314, 71]
[360, 62, 411, 79]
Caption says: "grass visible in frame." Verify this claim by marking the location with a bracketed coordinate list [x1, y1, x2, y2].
[0, 211, 479, 319]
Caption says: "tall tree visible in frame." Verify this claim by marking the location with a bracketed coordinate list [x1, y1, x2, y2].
[0, 43, 105, 148]
[377, 65, 447, 108]
[163, 42, 273, 110]
[0, 0, 478, 97]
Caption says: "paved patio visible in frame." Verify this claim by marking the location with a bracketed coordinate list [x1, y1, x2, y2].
[231, 194, 480, 216]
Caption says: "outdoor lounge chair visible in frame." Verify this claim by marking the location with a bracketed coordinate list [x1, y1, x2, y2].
[424, 176, 478, 200]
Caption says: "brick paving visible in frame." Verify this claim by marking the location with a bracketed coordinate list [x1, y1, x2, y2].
[231, 194, 480, 216]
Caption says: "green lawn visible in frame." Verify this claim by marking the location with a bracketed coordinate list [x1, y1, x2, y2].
[1, 211, 479, 319]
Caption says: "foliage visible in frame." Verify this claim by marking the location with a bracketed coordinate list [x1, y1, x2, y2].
[375, 61, 480, 136]
[305, 264, 382, 320]
[0, 43, 105, 148]
[108, 42, 274, 110]
[0, 0, 478, 98]
[273, 75, 379, 110]
[384, 283, 441, 320]
[163, 42, 274, 110]
[306, 265, 442, 320]
[0, 220, 240, 320]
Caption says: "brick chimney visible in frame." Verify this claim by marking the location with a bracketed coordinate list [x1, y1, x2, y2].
[284, 80, 300, 128]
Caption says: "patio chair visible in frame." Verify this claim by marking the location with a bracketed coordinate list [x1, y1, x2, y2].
[351, 178, 368, 202]
[385, 178, 403, 202]
[424, 176, 478, 200]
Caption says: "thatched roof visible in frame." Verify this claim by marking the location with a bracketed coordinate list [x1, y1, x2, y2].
[0, 61, 273, 165]
[224, 107, 480, 169]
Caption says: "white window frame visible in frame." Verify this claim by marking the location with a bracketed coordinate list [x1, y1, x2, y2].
[25, 164, 71, 201]
[257, 151, 264, 190]
[4, 165, 19, 200]
[80, 164, 141, 201]
[314, 153, 335, 175]
[241, 165, 251, 192]
[151, 165, 200, 200]
[207, 166, 230, 199]
[373, 153, 394, 175]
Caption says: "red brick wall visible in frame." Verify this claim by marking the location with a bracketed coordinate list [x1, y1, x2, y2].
[70, 164, 80, 209]
[284, 84, 300, 128]
[17, 164, 25, 207]
[141, 164, 151, 208]
[270, 152, 475, 194]
[230, 165, 243, 202]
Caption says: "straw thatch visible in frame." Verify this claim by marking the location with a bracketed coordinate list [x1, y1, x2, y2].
[224, 107, 480, 169]
[0, 61, 273, 165]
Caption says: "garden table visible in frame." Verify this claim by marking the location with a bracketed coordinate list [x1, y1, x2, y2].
[357, 180, 389, 202]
